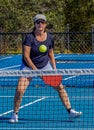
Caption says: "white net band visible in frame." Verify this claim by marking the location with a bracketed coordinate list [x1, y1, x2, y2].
[0, 69, 94, 77]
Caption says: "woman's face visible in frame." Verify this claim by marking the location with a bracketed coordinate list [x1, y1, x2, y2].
[34, 19, 47, 32]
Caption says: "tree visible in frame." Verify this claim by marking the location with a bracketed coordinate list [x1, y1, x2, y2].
[0, 0, 94, 32]
[64, 0, 94, 31]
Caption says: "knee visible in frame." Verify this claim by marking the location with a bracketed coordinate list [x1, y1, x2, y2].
[55, 83, 65, 92]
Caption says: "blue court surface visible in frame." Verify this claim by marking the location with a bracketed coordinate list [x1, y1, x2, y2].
[0, 54, 94, 130]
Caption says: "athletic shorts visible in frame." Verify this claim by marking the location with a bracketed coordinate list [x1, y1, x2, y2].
[20, 62, 53, 70]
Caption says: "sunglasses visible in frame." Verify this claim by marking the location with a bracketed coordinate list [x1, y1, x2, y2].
[35, 20, 46, 24]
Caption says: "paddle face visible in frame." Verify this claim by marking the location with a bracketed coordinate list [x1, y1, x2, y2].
[42, 75, 62, 88]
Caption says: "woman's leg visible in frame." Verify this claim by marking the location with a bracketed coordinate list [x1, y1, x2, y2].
[56, 83, 71, 110]
[56, 83, 82, 119]
[9, 77, 32, 123]
[14, 77, 32, 113]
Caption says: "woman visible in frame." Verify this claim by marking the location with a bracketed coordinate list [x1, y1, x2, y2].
[9, 14, 82, 123]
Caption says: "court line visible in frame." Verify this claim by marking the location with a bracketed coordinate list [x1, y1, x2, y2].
[55, 55, 62, 59]
[0, 56, 12, 61]
[0, 97, 46, 117]
[0, 96, 58, 98]
[0, 128, 93, 130]
[56, 61, 94, 63]
[0, 65, 20, 70]
[0, 96, 93, 99]
[63, 75, 77, 80]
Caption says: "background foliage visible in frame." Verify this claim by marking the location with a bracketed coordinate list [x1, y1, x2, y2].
[0, 0, 94, 32]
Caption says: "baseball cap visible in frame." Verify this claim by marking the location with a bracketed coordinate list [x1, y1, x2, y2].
[33, 14, 47, 22]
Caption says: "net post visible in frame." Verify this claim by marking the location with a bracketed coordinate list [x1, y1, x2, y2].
[92, 25, 94, 53]
[0, 27, 3, 54]
[66, 24, 70, 51]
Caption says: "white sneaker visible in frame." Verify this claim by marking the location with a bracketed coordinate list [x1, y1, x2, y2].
[9, 113, 18, 123]
[69, 109, 82, 120]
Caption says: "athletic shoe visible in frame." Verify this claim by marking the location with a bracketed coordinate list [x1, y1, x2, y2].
[69, 109, 82, 119]
[9, 113, 18, 123]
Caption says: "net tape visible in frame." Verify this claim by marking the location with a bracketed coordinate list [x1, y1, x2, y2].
[0, 69, 94, 77]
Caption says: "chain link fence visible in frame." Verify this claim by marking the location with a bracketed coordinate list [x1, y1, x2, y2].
[0, 32, 94, 54]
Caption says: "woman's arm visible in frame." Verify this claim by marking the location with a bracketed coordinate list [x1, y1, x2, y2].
[48, 49, 56, 70]
[23, 45, 37, 70]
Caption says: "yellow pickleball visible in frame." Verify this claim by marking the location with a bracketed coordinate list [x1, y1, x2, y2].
[39, 45, 47, 53]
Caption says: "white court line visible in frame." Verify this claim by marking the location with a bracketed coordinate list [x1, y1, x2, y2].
[0, 96, 57, 98]
[63, 75, 77, 80]
[0, 97, 46, 117]
[0, 128, 93, 130]
[0, 96, 93, 99]
[55, 55, 62, 59]
[0, 65, 20, 70]
[0, 56, 12, 61]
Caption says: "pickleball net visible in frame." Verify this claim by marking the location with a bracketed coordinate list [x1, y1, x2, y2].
[0, 69, 94, 129]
